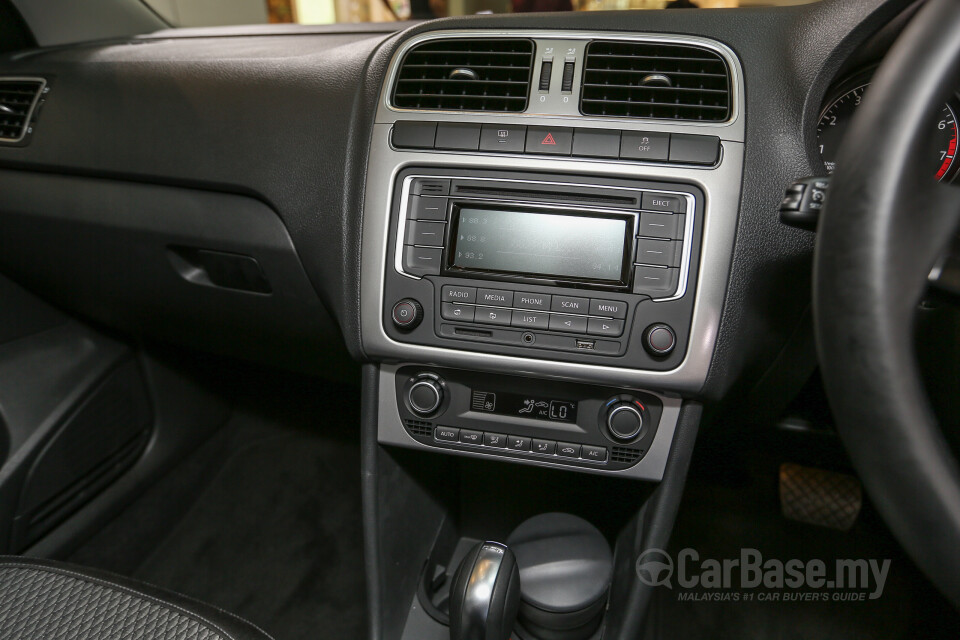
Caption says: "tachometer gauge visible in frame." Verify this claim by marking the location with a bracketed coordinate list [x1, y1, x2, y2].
[817, 81, 959, 182]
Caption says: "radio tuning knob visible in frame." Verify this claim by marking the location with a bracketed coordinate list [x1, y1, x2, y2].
[408, 377, 444, 416]
[392, 298, 423, 331]
[606, 401, 644, 442]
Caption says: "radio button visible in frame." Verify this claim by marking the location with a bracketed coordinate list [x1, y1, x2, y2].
[515, 292, 551, 310]
[587, 318, 624, 337]
[635, 239, 681, 267]
[403, 246, 442, 276]
[409, 196, 447, 221]
[589, 299, 628, 319]
[633, 266, 680, 296]
[475, 306, 512, 326]
[511, 310, 549, 329]
[638, 212, 684, 240]
[551, 296, 589, 314]
[405, 220, 446, 247]
[641, 192, 685, 213]
[477, 288, 514, 307]
[548, 314, 587, 334]
[442, 285, 477, 304]
[441, 303, 475, 322]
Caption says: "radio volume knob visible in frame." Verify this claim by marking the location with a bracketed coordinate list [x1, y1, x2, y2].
[392, 299, 423, 331]
[606, 402, 644, 441]
[408, 378, 444, 416]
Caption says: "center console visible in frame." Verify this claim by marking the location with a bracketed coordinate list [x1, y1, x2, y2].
[363, 29, 743, 470]
[361, 27, 744, 640]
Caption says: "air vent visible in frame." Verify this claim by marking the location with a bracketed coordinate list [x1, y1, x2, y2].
[0, 78, 45, 144]
[392, 39, 534, 112]
[404, 419, 434, 438]
[581, 41, 731, 121]
[610, 446, 644, 465]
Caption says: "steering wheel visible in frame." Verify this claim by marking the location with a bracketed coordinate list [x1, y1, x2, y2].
[815, 0, 960, 608]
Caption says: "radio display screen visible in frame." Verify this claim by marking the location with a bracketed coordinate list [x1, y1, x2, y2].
[450, 206, 629, 283]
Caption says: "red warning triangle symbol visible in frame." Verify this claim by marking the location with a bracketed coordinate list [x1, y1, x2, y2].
[541, 132, 557, 145]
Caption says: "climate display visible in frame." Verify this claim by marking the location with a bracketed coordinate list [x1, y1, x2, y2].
[451, 207, 628, 283]
[471, 390, 578, 424]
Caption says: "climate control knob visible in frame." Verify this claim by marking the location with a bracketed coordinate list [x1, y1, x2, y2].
[605, 401, 644, 441]
[408, 378, 444, 416]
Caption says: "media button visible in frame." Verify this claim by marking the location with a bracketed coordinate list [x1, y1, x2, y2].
[532, 439, 556, 455]
[551, 296, 589, 314]
[589, 299, 628, 319]
[515, 292, 551, 310]
[475, 306, 511, 326]
[587, 318, 624, 337]
[557, 442, 581, 458]
[548, 314, 587, 334]
[484, 432, 508, 448]
[442, 285, 477, 303]
[441, 303, 475, 322]
[511, 310, 549, 329]
[477, 288, 514, 307]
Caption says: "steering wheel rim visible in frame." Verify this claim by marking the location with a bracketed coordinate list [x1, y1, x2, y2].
[815, 0, 960, 608]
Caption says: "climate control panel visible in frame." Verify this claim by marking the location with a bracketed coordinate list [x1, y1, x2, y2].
[392, 365, 664, 472]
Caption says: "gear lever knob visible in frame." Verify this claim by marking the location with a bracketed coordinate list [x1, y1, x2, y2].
[448, 542, 521, 640]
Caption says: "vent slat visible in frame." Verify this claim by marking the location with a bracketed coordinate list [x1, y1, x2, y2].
[393, 39, 534, 113]
[0, 79, 44, 143]
[581, 41, 731, 122]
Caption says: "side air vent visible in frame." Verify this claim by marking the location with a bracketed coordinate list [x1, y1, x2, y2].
[392, 39, 534, 112]
[0, 78, 45, 144]
[404, 419, 434, 438]
[610, 446, 644, 465]
[581, 41, 731, 121]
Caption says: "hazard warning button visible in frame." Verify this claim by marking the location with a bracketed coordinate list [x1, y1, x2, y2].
[525, 126, 573, 155]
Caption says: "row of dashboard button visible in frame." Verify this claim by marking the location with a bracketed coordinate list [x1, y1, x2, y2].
[433, 426, 607, 463]
[392, 121, 720, 166]
[441, 303, 625, 337]
[442, 286, 627, 318]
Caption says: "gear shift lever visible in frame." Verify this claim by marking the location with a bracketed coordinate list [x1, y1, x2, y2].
[448, 542, 521, 640]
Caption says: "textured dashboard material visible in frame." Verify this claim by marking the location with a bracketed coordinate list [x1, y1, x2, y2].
[0, 558, 272, 640]
[0, 0, 916, 398]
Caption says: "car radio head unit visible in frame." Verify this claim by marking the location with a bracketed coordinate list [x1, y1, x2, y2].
[446, 204, 635, 289]
[383, 169, 703, 371]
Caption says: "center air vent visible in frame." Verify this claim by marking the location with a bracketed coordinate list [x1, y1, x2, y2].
[0, 78, 45, 144]
[581, 41, 731, 122]
[392, 39, 534, 112]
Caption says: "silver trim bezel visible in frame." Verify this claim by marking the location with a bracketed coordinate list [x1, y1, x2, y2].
[381, 30, 742, 134]
[0, 77, 46, 144]
[394, 174, 696, 302]
[377, 364, 682, 481]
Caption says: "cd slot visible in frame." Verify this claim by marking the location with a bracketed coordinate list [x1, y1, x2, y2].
[451, 182, 638, 208]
